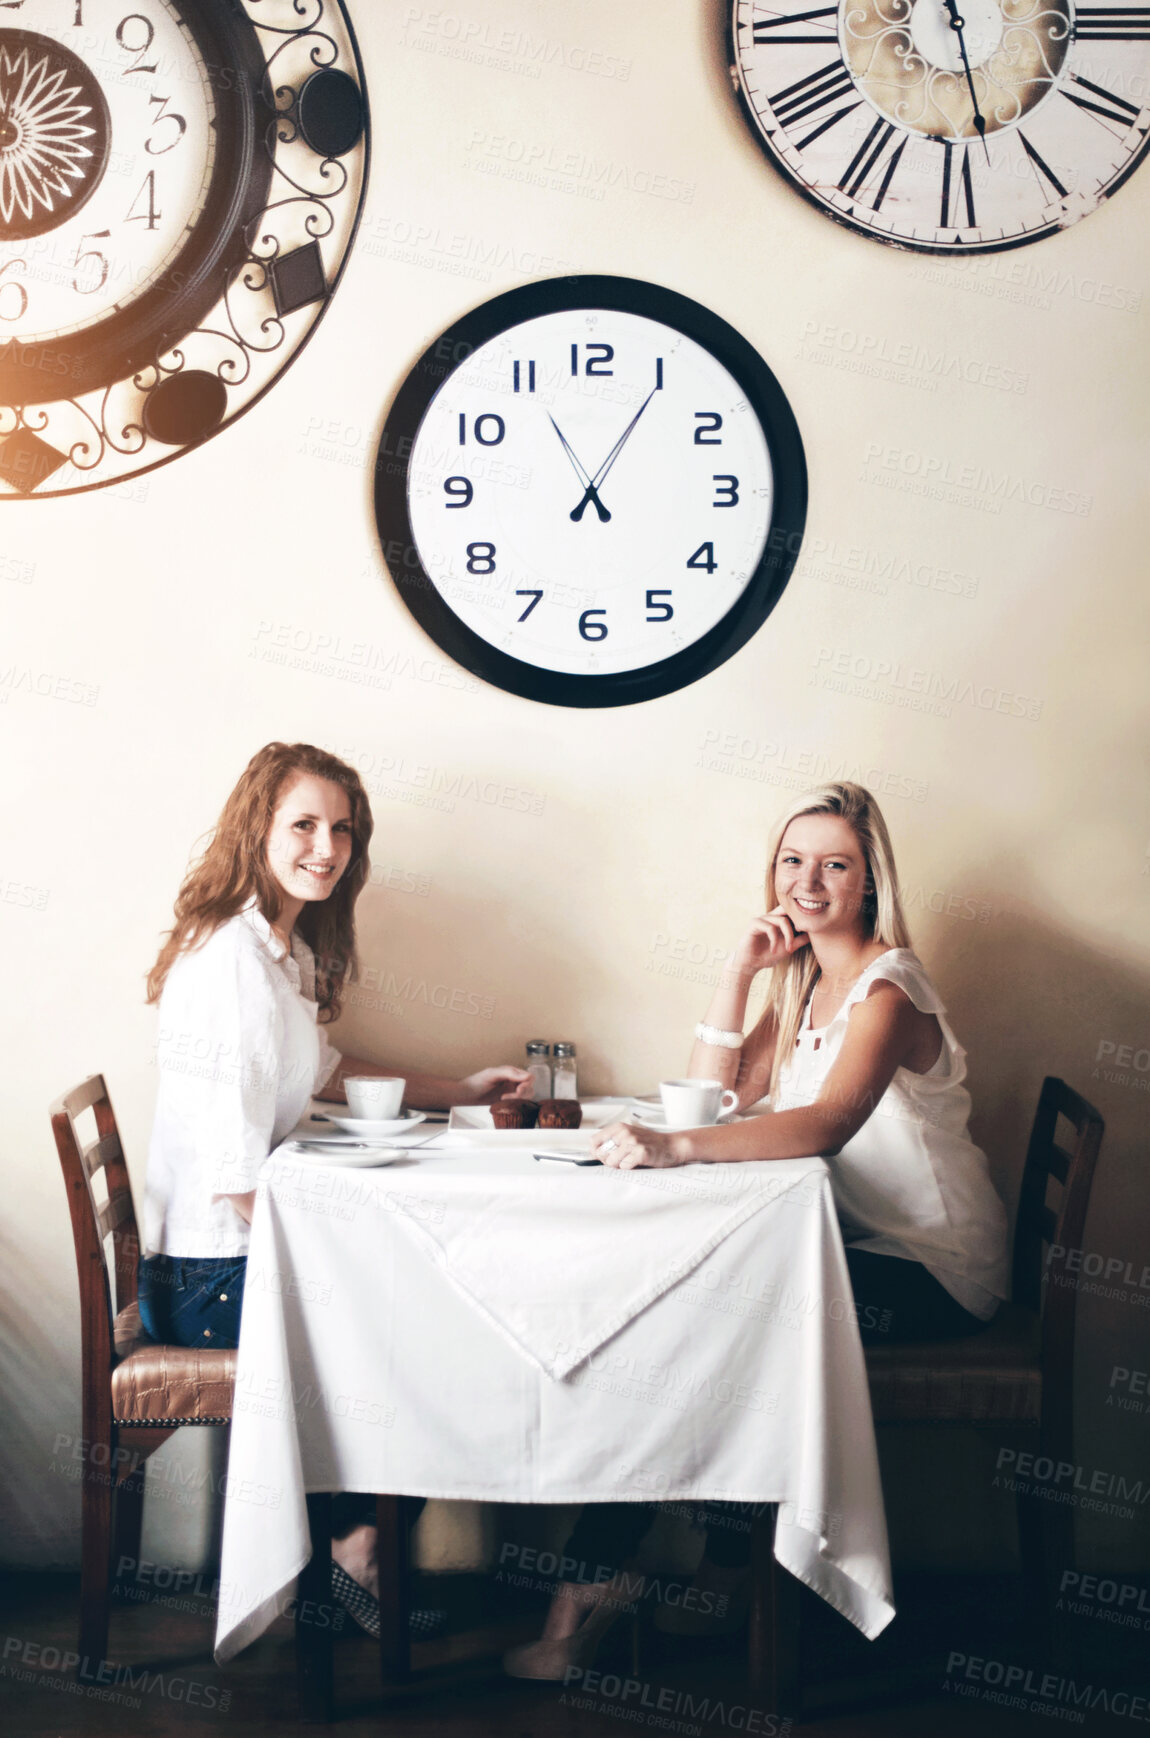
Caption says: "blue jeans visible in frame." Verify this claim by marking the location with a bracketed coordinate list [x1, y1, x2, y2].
[138, 1255, 247, 1349]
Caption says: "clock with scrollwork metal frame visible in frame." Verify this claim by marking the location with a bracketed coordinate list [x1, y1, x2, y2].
[729, 0, 1150, 252]
[0, 0, 367, 496]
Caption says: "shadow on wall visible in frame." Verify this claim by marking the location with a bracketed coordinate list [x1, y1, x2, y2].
[926, 861, 1150, 1233]
[0, 1222, 82, 1567]
[931, 868, 1150, 1572]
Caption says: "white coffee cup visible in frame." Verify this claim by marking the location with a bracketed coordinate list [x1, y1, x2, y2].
[658, 1078, 739, 1130]
[344, 1076, 405, 1120]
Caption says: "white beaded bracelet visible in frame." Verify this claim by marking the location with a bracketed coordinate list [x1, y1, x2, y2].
[695, 1021, 744, 1049]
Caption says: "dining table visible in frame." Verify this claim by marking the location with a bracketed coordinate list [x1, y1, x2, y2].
[213, 1100, 895, 1681]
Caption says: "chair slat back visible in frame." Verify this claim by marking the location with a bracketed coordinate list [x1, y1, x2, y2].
[51, 1076, 142, 1375]
[1012, 1077, 1103, 1311]
[1011, 1076, 1103, 1459]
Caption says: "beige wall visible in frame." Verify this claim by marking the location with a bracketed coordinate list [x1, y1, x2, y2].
[3, 0, 1149, 1573]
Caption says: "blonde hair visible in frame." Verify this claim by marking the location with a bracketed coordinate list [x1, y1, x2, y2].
[760, 783, 911, 1099]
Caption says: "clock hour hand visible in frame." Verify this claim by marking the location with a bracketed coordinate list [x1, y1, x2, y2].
[548, 414, 611, 522]
[942, 0, 991, 164]
[571, 387, 658, 522]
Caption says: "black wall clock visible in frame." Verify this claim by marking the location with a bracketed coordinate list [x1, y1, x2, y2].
[729, 0, 1150, 252]
[373, 275, 807, 710]
[0, 0, 367, 496]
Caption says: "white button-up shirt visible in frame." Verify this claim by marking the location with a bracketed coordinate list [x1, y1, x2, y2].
[143, 899, 341, 1258]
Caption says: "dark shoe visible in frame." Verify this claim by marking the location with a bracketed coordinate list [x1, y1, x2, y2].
[330, 1563, 448, 1643]
[408, 1606, 448, 1641]
[330, 1561, 380, 1638]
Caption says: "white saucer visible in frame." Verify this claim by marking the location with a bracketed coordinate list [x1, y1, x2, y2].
[319, 1110, 427, 1138]
[287, 1142, 408, 1168]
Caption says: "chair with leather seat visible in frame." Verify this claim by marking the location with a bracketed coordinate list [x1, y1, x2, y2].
[749, 1074, 1105, 1714]
[52, 1073, 237, 1674]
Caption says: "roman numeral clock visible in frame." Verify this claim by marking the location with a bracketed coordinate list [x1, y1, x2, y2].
[0, 0, 366, 496]
[374, 276, 808, 708]
[729, 0, 1150, 248]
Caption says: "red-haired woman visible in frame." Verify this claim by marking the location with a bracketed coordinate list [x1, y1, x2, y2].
[140, 742, 528, 1636]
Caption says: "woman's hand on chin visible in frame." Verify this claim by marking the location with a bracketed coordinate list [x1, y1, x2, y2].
[456, 1066, 533, 1106]
[591, 1121, 689, 1170]
[732, 907, 809, 975]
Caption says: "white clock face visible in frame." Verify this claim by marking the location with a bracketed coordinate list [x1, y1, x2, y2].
[0, 3, 216, 342]
[731, 0, 1150, 250]
[406, 309, 776, 681]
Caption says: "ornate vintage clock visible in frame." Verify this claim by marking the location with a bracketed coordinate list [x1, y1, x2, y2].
[729, 0, 1150, 250]
[0, 0, 366, 496]
[374, 276, 807, 709]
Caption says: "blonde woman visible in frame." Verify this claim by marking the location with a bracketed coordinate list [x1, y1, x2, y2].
[141, 741, 528, 1638]
[506, 782, 1007, 1678]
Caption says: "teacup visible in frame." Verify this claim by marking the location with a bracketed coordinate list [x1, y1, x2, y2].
[344, 1076, 405, 1121]
[658, 1078, 739, 1130]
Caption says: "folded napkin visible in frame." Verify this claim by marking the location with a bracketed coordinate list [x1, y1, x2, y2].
[375, 1158, 824, 1380]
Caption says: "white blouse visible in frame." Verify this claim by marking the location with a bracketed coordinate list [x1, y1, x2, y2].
[143, 899, 341, 1258]
[773, 949, 1008, 1318]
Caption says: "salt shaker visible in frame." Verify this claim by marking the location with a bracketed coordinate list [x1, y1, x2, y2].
[551, 1041, 577, 1099]
[525, 1040, 552, 1101]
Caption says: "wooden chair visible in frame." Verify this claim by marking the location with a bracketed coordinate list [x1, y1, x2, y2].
[748, 1075, 1105, 1715]
[52, 1074, 238, 1677]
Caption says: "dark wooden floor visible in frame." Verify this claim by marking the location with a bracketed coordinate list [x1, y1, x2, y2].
[1, 1570, 1146, 1736]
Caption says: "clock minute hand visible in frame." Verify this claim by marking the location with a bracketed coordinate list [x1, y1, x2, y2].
[942, 0, 991, 164]
[548, 414, 611, 523]
[571, 386, 658, 523]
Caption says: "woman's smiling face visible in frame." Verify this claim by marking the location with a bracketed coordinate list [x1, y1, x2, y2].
[773, 813, 871, 937]
[265, 774, 354, 913]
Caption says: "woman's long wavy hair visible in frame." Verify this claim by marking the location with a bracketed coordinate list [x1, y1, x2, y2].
[761, 783, 911, 1099]
[146, 743, 373, 1021]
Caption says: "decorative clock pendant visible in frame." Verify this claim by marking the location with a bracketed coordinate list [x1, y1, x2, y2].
[374, 276, 807, 709]
[0, 0, 367, 497]
[730, 0, 1150, 251]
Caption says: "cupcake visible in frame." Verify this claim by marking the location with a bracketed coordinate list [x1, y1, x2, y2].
[537, 1099, 582, 1130]
[490, 1100, 539, 1130]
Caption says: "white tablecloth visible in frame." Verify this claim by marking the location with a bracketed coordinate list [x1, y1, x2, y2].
[214, 1141, 893, 1662]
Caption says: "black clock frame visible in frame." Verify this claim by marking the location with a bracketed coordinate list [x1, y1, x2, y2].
[0, 1, 273, 404]
[725, 0, 1150, 256]
[374, 275, 808, 710]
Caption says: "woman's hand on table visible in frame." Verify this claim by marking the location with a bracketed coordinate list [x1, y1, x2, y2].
[591, 1121, 690, 1169]
[456, 1066, 533, 1106]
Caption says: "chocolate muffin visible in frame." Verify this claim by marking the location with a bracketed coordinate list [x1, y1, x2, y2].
[537, 1098, 582, 1130]
[490, 1099, 539, 1129]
